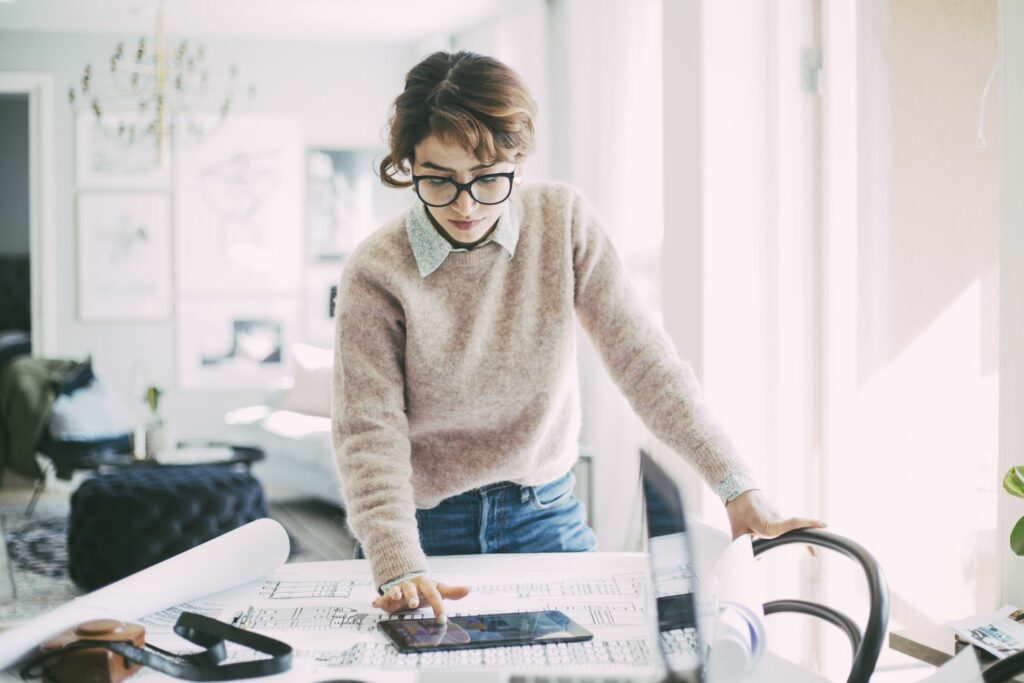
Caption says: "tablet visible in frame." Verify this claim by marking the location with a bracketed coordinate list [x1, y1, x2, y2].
[378, 609, 593, 654]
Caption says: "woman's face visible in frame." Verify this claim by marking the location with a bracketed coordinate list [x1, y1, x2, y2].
[412, 134, 516, 246]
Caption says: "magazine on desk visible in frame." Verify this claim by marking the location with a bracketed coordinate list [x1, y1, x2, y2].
[948, 605, 1024, 659]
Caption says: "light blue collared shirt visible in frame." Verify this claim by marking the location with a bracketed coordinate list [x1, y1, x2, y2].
[405, 200, 520, 278]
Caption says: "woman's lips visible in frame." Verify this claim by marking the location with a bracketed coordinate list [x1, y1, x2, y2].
[449, 218, 482, 232]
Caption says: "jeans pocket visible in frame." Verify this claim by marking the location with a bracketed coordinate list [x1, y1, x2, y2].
[529, 471, 576, 509]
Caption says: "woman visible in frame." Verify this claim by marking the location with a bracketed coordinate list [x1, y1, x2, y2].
[332, 50, 824, 623]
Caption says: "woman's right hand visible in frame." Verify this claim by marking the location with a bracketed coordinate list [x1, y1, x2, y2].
[372, 575, 470, 623]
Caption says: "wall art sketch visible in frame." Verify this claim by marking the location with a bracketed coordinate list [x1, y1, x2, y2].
[75, 112, 171, 188]
[77, 191, 171, 321]
[175, 116, 303, 295]
[177, 296, 298, 390]
[306, 148, 410, 262]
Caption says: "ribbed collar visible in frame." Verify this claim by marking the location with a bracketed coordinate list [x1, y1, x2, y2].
[405, 199, 520, 278]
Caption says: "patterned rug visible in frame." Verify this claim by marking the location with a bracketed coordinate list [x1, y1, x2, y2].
[0, 497, 354, 628]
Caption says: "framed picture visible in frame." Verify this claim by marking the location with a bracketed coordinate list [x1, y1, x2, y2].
[302, 263, 344, 348]
[75, 112, 171, 188]
[175, 116, 304, 296]
[177, 296, 299, 390]
[306, 148, 410, 262]
[77, 191, 171, 321]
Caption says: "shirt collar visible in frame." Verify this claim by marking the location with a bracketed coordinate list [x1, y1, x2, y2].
[405, 199, 520, 278]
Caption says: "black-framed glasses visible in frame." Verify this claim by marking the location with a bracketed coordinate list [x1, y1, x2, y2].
[411, 171, 516, 208]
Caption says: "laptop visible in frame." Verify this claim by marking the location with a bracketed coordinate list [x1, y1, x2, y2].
[420, 450, 707, 683]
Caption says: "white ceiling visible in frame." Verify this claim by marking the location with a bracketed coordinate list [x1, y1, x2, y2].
[0, 0, 502, 43]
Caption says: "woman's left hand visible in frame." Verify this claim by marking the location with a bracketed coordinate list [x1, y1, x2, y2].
[725, 489, 826, 541]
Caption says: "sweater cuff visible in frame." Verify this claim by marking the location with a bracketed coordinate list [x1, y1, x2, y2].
[366, 534, 429, 590]
[714, 471, 759, 503]
[379, 570, 427, 595]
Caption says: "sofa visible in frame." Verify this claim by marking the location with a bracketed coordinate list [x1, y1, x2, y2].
[225, 343, 344, 508]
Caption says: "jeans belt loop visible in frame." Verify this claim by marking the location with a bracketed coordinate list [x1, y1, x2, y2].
[520, 486, 531, 504]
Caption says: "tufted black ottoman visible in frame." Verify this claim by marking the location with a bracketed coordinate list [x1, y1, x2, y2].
[68, 465, 268, 590]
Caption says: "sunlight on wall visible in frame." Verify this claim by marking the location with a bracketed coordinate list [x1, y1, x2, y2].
[823, 275, 998, 679]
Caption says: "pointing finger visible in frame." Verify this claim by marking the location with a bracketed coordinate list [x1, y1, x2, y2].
[437, 583, 470, 600]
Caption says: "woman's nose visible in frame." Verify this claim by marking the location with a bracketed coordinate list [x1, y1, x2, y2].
[452, 189, 477, 216]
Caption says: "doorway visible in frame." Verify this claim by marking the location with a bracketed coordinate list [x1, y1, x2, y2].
[0, 94, 31, 333]
[0, 72, 57, 356]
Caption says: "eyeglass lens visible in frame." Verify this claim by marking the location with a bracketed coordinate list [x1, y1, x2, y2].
[417, 175, 512, 206]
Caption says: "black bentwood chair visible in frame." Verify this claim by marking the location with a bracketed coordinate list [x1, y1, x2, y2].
[983, 648, 1024, 683]
[752, 529, 890, 683]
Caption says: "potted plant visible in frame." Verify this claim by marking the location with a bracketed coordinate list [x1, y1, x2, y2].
[1004, 468, 1024, 554]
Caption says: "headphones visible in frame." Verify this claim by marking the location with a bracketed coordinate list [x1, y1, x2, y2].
[19, 612, 292, 682]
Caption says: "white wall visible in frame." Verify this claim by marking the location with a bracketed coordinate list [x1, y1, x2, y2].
[542, 0, 664, 551]
[821, 1, 1000, 678]
[1000, 0, 1024, 608]
[0, 31, 415, 438]
[452, 0, 553, 183]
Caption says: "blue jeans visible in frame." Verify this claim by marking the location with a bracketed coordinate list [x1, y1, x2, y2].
[354, 471, 596, 559]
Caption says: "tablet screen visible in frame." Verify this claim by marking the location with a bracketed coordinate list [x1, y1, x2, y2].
[378, 609, 593, 653]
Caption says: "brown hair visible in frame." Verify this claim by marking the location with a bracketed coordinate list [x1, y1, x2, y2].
[378, 51, 537, 189]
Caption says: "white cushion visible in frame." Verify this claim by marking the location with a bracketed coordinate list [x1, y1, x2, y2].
[48, 380, 135, 441]
[278, 342, 333, 417]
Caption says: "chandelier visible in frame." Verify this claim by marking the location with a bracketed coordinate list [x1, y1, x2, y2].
[67, 2, 255, 162]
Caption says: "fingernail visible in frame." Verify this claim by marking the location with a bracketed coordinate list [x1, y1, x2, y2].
[409, 598, 419, 608]
[438, 613, 447, 625]
[391, 589, 402, 599]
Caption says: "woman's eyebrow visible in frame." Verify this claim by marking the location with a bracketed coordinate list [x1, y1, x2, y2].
[420, 161, 497, 173]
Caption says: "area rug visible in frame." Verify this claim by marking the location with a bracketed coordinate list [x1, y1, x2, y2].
[0, 497, 355, 628]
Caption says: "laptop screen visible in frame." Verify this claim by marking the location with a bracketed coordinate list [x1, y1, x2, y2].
[641, 450, 706, 683]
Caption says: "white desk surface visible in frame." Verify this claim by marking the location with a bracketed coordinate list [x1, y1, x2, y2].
[1, 552, 827, 683]
[734, 653, 828, 683]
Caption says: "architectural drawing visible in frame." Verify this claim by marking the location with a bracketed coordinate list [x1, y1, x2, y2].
[468, 574, 645, 598]
[134, 553, 663, 680]
[295, 638, 652, 670]
[232, 606, 377, 632]
[257, 579, 367, 600]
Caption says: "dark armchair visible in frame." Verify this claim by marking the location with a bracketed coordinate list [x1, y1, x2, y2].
[753, 529, 890, 683]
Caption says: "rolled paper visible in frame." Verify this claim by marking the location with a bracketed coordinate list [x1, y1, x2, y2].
[0, 518, 289, 669]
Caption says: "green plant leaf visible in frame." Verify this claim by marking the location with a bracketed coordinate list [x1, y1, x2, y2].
[1012, 517, 1024, 556]
[1004, 467, 1024, 499]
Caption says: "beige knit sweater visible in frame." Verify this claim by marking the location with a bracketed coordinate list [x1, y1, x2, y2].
[331, 181, 756, 588]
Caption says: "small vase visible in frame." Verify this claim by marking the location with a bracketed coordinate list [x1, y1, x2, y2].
[145, 419, 175, 461]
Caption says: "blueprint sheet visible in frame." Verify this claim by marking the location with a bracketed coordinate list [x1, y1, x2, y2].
[133, 552, 661, 682]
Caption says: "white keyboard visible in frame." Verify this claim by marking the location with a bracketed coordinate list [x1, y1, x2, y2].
[660, 627, 699, 655]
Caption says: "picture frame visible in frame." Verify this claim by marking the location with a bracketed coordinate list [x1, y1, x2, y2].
[175, 116, 304, 296]
[76, 191, 172, 321]
[302, 263, 344, 348]
[305, 147, 410, 262]
[75, 112, 171, 188]
[177, 296, 299, 390]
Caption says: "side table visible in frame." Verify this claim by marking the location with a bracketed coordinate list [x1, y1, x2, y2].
[83, 440, 264, 471]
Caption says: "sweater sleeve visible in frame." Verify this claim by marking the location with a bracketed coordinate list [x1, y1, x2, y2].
[568, 189, 758, 502]
[332, 258, 428, 588]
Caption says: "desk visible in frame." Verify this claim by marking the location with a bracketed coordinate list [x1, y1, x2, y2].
[2, 552, 825, 682]
[891, 626, 1024, 682]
